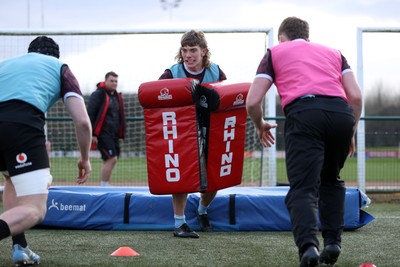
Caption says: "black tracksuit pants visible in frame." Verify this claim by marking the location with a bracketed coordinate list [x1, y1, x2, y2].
[283, 104, 355, 255]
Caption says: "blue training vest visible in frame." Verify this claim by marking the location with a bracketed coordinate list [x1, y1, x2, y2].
[0, 53, 63, 113]
[169, 63, 220, 83]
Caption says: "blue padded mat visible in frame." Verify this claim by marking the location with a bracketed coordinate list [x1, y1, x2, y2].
[40, 186, 374, 231]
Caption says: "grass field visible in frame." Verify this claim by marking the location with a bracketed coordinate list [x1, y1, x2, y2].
[49, 156, 400, 186]
[0, 197, 399, 266]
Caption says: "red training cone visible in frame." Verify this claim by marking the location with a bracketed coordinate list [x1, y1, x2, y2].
[111, 246, 140, 257]
[359, 264, 377, 267]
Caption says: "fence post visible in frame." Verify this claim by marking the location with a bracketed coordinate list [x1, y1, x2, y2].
[260, 29, 277, 186]
[357, 28, 366, 193]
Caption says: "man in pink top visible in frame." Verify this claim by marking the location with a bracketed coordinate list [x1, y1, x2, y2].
[246, 17, 362, 267]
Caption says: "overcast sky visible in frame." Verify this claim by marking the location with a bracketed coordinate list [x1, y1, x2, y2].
[1, 0, 400, 96]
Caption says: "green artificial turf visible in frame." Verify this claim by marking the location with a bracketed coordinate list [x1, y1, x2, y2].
[0, 202, 398, 266]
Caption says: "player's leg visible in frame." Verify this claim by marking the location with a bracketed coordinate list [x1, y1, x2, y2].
[1, 170, 51, 234]
[100, 157, 117, 186]
[318, 111, 354, 265]
[199, 191, 217, 208]
[172, 193, 198, 238]
[1, 170, 51, 265]
[0, 123, 49, 265]
[197, 191, 217, 232]
[3, 176, 31, 248]
[98, 134, 119, 186]
[5, 192, 45, 266]
[284, 110, 324, 266]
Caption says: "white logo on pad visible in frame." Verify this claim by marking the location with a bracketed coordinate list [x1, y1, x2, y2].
[158, 88, 173, 100]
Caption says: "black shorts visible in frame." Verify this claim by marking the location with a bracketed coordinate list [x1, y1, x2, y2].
[0, 122, 49, 176]
[97, 133, 120, 161]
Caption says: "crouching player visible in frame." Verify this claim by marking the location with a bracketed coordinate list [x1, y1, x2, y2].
[0, 36, 92, 265]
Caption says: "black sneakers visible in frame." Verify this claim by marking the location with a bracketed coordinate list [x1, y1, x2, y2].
[300, 245, 319, 267]
[173, 223, 199, 238]
[196, 211, 213, 232]
[319, 244, 341, 265]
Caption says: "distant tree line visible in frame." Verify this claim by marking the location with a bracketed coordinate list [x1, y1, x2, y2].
[274, 83, 400, 148]
[363, 83, 400, 147]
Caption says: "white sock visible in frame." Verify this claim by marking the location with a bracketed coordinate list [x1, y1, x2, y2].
[174, 215, 186, 228]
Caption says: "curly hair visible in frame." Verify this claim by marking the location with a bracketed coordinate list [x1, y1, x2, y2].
[175, 29, 211, 68]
